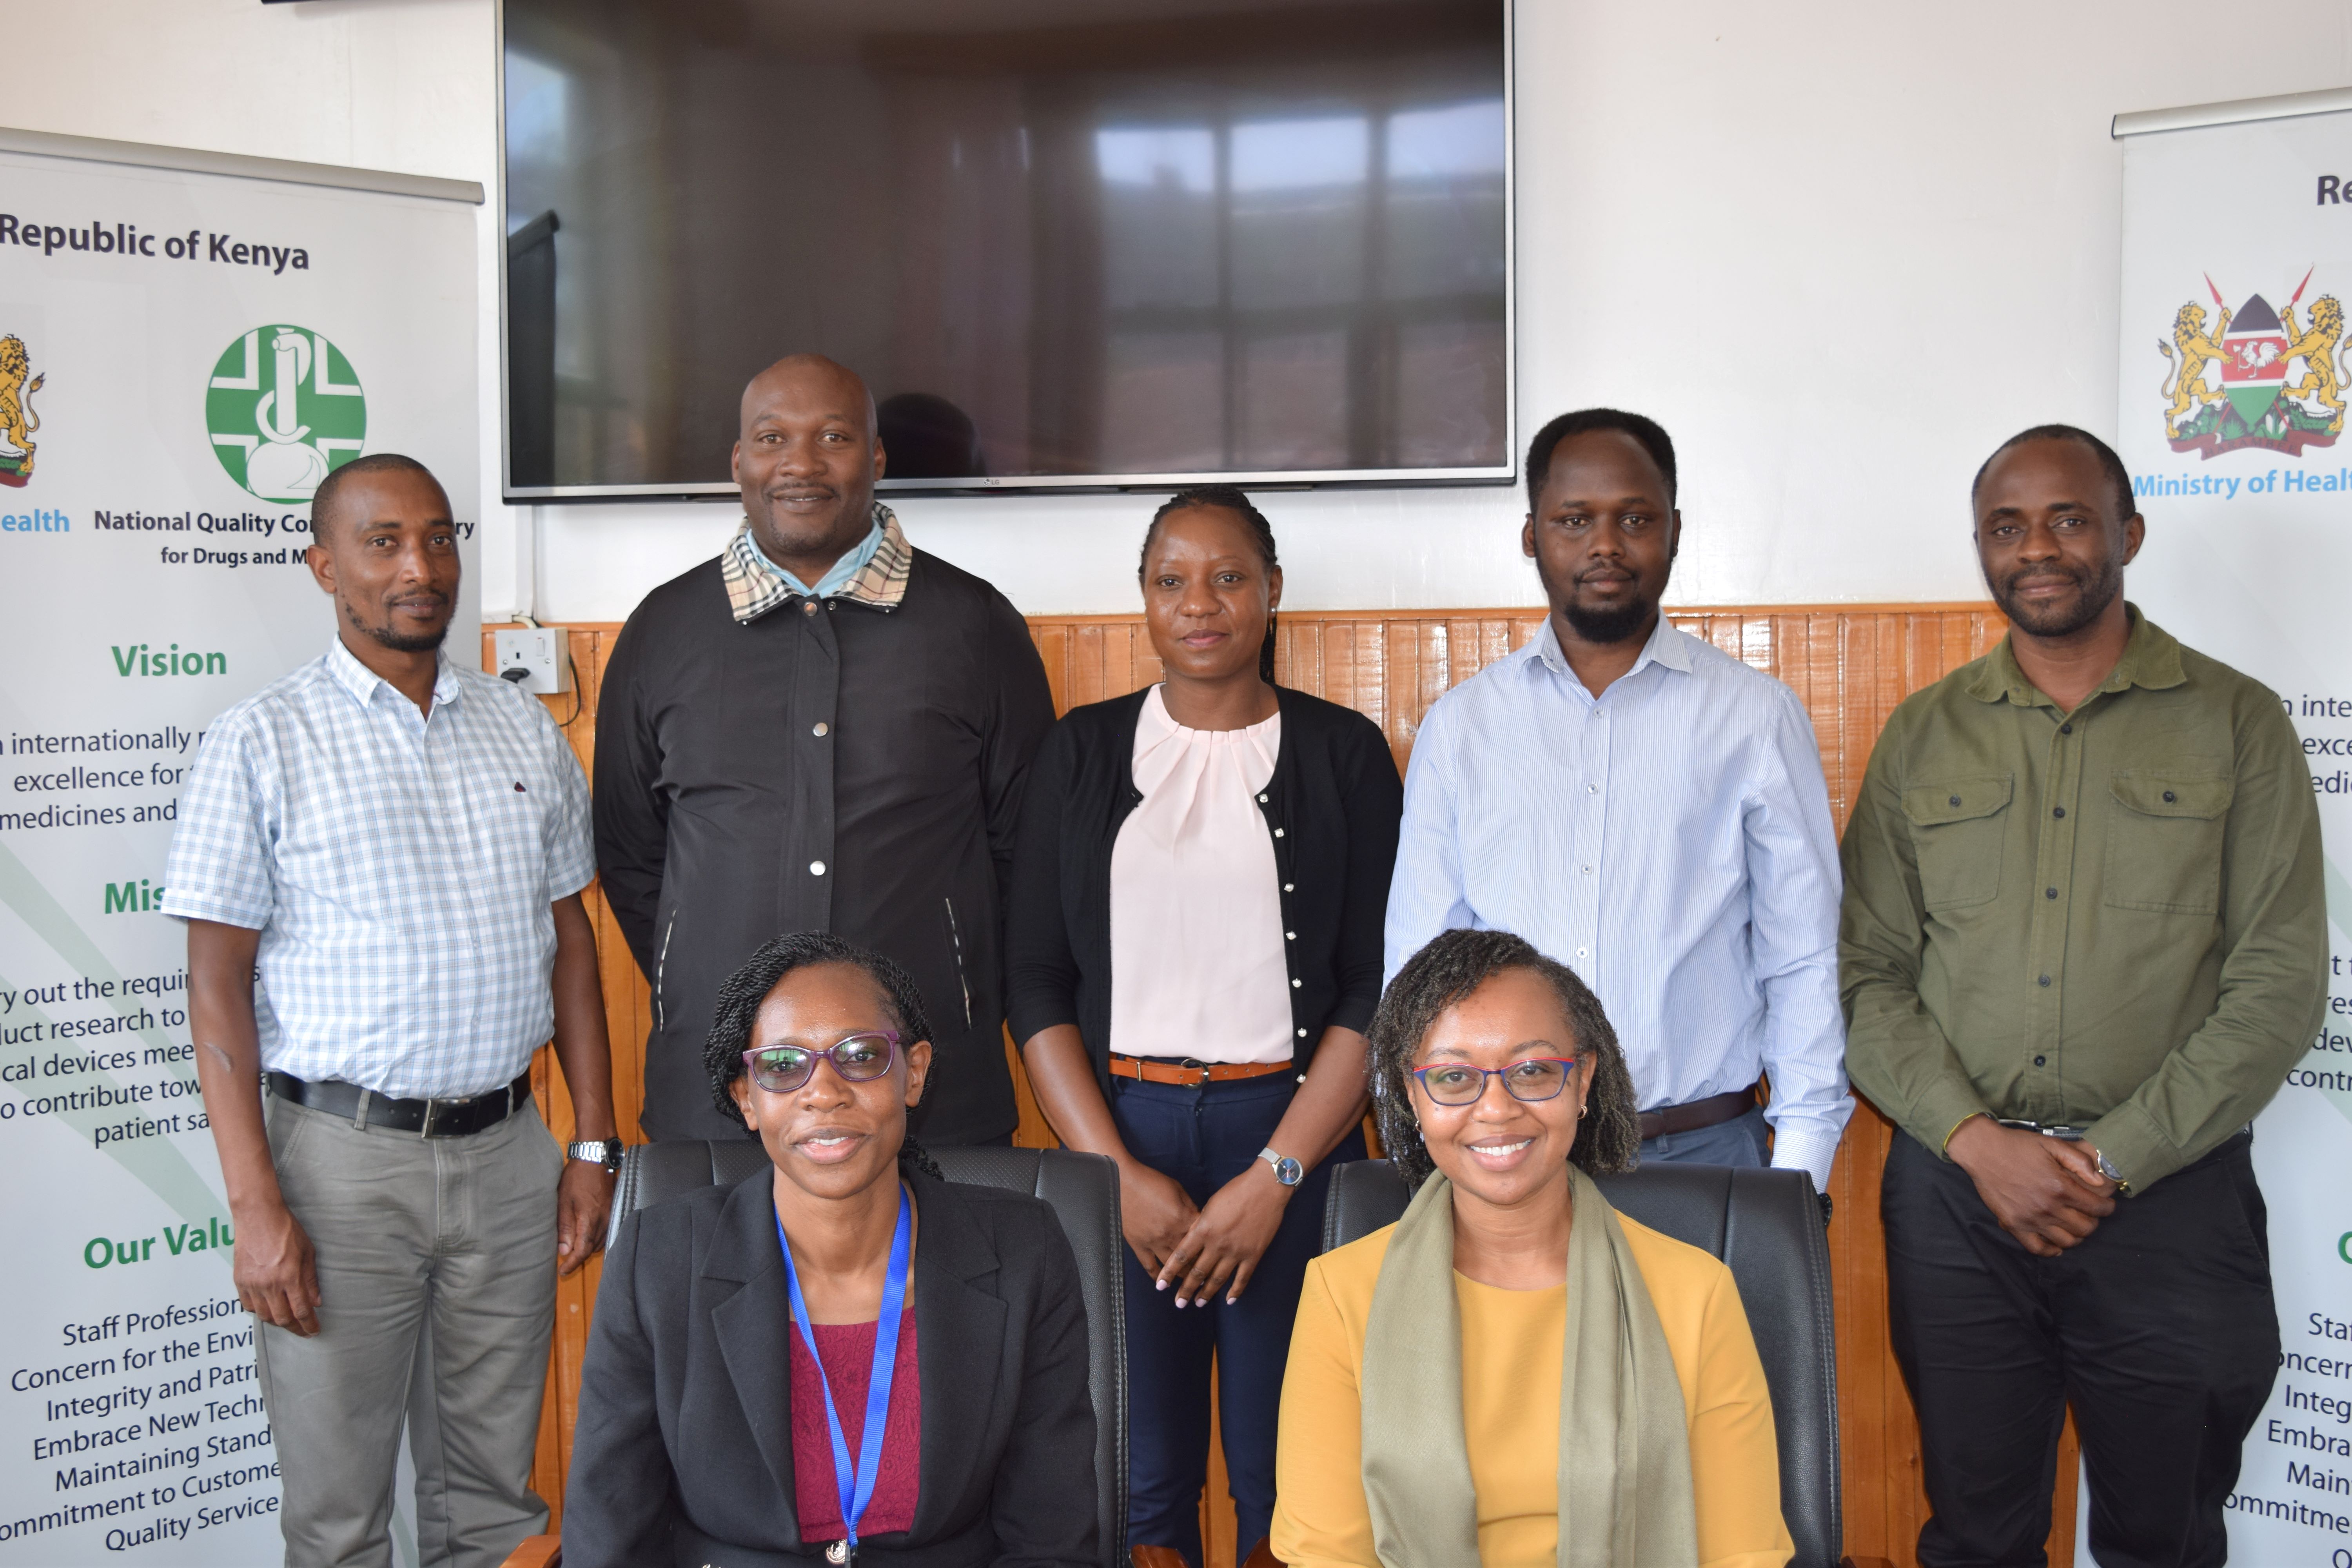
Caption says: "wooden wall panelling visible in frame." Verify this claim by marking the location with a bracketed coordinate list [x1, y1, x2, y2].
[492, 605, 2080, 1568]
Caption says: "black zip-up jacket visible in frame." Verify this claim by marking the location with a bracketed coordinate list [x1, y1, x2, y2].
[594, 551, 1054, 1144]
[1004, 686, 1402, 1091]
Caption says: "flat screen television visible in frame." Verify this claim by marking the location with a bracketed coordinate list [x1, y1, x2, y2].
[499, 0, 1513, 499]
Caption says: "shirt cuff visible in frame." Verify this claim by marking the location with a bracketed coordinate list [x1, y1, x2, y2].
[2082, 1103, 2184, 1195]
[157, 893, 267, 929]
[1768, 1124, 1843, 1196]
[1907, 1077, 1994, 1164]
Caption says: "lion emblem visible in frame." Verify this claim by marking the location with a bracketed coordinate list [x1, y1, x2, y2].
[0, 335, 42, 480]
[2279, 294, 2347, 434]
[2157, 302, 2230, 440]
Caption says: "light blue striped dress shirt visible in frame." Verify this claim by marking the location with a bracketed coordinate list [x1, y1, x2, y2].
[1384, 615, 1853, 1189]
[162, 637, 594, 1099]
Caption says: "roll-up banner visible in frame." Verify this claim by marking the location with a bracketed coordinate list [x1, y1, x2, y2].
[0, 132, 479, 1564]
[2117, 98, 2352, 1563]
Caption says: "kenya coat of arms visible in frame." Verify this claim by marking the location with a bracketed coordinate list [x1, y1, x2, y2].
[2160, 271, 2345, 458]
[0, 334, 42, 487]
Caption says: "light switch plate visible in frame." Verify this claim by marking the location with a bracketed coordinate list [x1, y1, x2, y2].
[492, 626, 572, 695]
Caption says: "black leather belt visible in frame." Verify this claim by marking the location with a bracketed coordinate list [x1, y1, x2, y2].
[266, 1070, 533, 1138]
[1637, 1086, 1757, 1141]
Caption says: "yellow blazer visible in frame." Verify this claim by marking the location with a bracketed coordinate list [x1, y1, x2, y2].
[1270, 1214, 1794, 1568]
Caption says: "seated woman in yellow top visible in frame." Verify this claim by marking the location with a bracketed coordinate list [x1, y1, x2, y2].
[1271, 928, 1793, 1568]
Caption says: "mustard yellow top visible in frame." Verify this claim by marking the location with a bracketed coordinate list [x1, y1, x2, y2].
[1270, 1215, 1795, 1568]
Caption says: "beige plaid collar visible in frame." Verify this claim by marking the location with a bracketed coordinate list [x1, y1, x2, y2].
[720, 503, 912, 624]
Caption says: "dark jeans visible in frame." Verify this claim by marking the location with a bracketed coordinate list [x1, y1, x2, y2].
[1882, 1129, 2277, 1568]
[1110, 1072, 1365, 1567]
[1638, 1102, 1770, 1168]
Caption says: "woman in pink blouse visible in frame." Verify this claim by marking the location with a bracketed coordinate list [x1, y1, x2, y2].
[1006, 487, 1403, 1568]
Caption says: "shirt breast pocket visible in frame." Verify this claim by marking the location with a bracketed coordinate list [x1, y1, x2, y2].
[483, 775, 552, 884]
[1902, 774, 2013, 911]
[2104, 772, 2231, 915]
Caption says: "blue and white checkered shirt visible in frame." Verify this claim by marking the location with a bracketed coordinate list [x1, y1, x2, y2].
[163, 637, 594, 1098]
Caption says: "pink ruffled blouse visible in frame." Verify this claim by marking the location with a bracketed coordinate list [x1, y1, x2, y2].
[1107, 686, 1294, 1064]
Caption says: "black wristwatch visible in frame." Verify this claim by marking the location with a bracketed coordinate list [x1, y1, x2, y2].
[566, 1138, 623, 1173]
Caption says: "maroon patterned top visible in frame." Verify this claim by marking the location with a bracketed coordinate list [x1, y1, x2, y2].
[788, 1311, 922, 1541]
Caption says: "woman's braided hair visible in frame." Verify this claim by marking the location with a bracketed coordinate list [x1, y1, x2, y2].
[1138, 484, 1281, 683]
[702, 929, 944, 1181]
[1367, 928, 1641, 1189]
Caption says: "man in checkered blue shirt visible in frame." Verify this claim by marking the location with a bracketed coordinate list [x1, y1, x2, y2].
[164, 454, 618, 1568]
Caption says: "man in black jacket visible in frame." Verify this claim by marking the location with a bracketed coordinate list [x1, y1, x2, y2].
[595, 355, 1055, 1143]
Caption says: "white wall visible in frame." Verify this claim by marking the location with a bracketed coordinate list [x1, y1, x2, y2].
[18, 0, 2352, 622]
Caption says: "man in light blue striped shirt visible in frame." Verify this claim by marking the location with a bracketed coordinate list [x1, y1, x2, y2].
[1385, 410, 1852, 1194]
[165, 454, 617, 1568]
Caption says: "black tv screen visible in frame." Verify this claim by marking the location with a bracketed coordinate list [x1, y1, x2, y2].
[500, 0, 1512, 498]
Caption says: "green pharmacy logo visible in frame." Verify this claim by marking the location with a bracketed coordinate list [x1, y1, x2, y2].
[205, 325, 365, 501]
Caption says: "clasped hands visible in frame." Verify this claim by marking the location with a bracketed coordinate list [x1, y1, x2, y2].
[1947, 1114, 2117, 1257]
[1120, 1160, 1291, 1307]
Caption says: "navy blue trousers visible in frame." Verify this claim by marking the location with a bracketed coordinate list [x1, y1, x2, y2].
[1110, 1072, 1365, 1566]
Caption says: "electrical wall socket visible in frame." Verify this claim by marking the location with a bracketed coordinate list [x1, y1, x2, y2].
[492, 626, 572, 695]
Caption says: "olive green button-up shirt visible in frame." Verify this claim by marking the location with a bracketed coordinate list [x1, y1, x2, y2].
[1839, 607, 2326, 1192]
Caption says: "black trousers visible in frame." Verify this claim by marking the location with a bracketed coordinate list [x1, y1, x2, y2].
[1882, 1129, 2278, 1568]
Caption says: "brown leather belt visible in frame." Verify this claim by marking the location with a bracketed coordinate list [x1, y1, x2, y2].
[1637, 1086, 1757, 1141]
[1110, 1054, 1294, 1087]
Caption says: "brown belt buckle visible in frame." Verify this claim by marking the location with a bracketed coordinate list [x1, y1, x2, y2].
[1177, 1058, 1213, 1087]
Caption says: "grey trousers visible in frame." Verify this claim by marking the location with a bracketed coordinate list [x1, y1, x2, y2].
[256, 1092, 562, 1568]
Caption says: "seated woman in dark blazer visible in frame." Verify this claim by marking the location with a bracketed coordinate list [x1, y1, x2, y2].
[1005, 486, 1401, 1568]
[564, 931, 1098, 1568]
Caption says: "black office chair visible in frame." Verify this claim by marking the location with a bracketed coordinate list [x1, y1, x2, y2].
[1322, 1159, 1842, 1568]
[608, 1140, 1129, 1568]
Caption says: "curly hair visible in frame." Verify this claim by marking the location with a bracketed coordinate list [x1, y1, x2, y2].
[1138, 484, 1281, 683]
[1367, 928, 1641, 1189]
[702, 930, 944, 1181]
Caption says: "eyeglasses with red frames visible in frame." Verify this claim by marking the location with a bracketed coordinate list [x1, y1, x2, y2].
[740, 1031, 902, 1094]
[1408, 1056, 1582, 1106]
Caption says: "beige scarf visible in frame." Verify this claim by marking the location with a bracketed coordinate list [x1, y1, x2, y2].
[1359, 1166, 1699, 1568]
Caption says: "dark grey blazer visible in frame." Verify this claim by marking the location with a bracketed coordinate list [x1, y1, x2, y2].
[563, 1168, 1099, 1568]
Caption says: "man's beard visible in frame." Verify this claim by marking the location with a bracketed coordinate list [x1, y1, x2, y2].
[1562, 599, 1655, 646]
[1535, 551, 1659, 647]
[1991, 555, 2123, 638]
[348, 601, 449, 654]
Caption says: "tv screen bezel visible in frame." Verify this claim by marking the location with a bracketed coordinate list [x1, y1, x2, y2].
[494, 0, 1518, 503]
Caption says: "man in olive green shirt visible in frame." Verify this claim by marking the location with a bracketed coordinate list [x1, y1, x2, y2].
[1841, 424, 2325, 1568]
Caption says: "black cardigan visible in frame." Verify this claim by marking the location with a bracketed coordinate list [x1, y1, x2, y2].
[562, 1170, 1098, 1568]
[1004, 686, 1401, 1090]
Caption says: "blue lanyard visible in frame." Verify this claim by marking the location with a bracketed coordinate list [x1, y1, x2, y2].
[777, 1185, 913, 1555]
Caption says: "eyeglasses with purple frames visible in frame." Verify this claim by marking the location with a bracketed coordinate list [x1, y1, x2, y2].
[740, 1031, 902, 1094]
[1408, 1056, 1582, 1106]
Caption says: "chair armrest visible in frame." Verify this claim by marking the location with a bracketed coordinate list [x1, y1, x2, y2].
[499, 1535, 561, 1568]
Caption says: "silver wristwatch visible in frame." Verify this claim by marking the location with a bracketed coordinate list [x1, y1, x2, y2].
[1258, 1146, 1303, 1187]
[567, 1138, 622, 1173]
